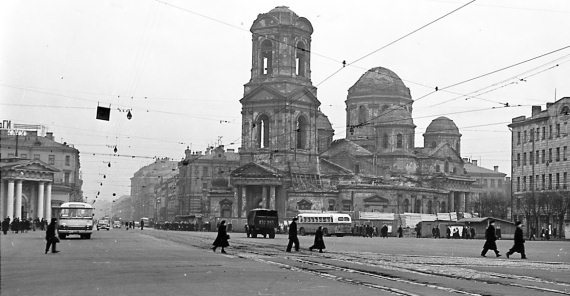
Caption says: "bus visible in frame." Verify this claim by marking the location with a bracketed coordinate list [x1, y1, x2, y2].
[297, 212, 352, 237]
[57, 202, 95, 239]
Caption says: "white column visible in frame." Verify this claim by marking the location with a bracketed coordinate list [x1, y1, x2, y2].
[45, 182, 52, 221]
[269, 186, 276, 210]
[0, 180, 4, 219]
[15, 180, 22, 219]
[6, 180, 14, 219]
[240, 186, 247, 218]
[38, 182, 45, 220]
[459, 192, 466, 213]
[449, 192, 455, 212]
[261, 186, 268, 208]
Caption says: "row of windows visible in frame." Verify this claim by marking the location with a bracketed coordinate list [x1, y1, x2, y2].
[516, 146, 568, 166]
[516, 172, 568, 191]
[254, 114, 309, 149]
[481, 178, 504, 188]
[260, 39, 307, 77]
[4, 153, 72, 166]
[516, 122, 567, 145]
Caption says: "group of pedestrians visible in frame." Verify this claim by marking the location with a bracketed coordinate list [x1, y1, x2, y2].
[481, 220, 526, 259]
[2, 217, 48, 234]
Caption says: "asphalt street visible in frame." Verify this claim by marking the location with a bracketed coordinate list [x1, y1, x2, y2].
[1, 228, 569, 296]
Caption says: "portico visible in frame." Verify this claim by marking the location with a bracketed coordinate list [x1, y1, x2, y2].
[0, 159, 58, 221]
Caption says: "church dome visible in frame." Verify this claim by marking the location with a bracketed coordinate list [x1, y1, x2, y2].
[425, 117, 460, 135]
[316, 110, 333, 131]
[251, 6, 313, 33]
[375, 106, 414, 126]
[348, 67, 411, 99]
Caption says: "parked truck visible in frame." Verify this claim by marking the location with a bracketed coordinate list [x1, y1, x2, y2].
[246, 209, 278, 239]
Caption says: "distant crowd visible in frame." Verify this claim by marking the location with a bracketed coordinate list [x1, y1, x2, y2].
[2, 217, 49, 234]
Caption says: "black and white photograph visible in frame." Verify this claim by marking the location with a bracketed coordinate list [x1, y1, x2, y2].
[1, 1, 570, 295]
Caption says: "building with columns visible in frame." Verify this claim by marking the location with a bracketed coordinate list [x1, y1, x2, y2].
[1, 128, 82, 220]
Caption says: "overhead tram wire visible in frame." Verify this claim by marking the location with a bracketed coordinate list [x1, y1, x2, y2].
[316, 0, 477, 86]
[349, 45, 570, 134]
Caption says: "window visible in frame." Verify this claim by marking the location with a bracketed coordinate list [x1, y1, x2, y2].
[516, 153, 520, 166]
[498, 179, 503, 187]
[556, 147, 560, 161]
[444, 161, 449, 173]
[296, 115, 308, 149]
[260, 40, 272, 75]
[256, 114, 270, 148]
[549, 148, 553, 162]
[523, 130, 527, 142]
[516, 177, 520, 191]
[328, 199, 336, 211]
[295, 41, 306, 77]
[517, 131, 521, 144]
[383, 134, 389, 148]
[64, 172, 70, 185]
[536, 150, 540, 164]
[556, 123, 561, 137]
[529, 151, 534, 164]
[48, 155, 55, 165]
[33, 154, 40, 160]
[536, 175, 539, 190]
[490, 179, 495, 187]
[542, 174, 546, 190]
[556, 173, 560, 189]
[562, 106, 570, 115]
[354, 164, 360, 174]
[523, 153, 527, 165]
[549, 125, 553, 139]
[522, 176, 526, 191]
[483, 179, 488, 187]
[435, 165, 440, 172]
[342, 200, 352, 211]
[65, 155, 70, 166]
[549, 174, 552, 189]
[530, 128, 534, 141]
[529, 176, 533, 190]
[564, 172, 568, 189]
[536, 128, 539, 140]
[542, 150, 546, 163]
[564, 146, 567, 161]
[542, 126, 546, 140]
[358, 105, 367, 125]
[396, 134, 403, 148]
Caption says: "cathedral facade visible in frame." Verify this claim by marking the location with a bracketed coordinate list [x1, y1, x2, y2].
[229, 6, 477, 223]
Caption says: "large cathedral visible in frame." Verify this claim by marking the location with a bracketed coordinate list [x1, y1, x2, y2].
[229, 6, 476, 222]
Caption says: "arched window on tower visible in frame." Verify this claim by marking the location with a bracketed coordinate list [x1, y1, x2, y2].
[444, 161, 449, 173]
[358, 105, 367, 125]
[256, 115, 270, 148]
[295, 41, 306, 77]
[383, 133, 389, 148]
[396, 134, 403, 148]
[261, 40, 273, 75]
[296, 115, 308, 149]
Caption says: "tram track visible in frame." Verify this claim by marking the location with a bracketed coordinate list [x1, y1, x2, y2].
[144, 230, 570, 295]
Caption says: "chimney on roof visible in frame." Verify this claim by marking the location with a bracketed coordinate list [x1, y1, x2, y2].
[184, 146, 191, 159]
[46, 132, 54, 140]
[472, 160, 478, 166]
[494, 166, 498, 172]
[531, 105, 541, 116]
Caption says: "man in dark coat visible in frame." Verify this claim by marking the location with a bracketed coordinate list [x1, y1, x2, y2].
[45, 218, 59, 254]
[481, 220, 501, 257]
[2, 218, 9, 235]
[381, 224, 388, 238]
[211, 220, 229, 253]
[140, 219, 144, 230]
[309, 226, 326, 253]
[397, 226, 403, 238]
[506, 221, 527, 259]
[286, 217, 299, 252]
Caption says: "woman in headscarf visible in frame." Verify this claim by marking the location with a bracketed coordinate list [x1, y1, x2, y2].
[212, 220, 229, 254]
[309, 226, 326, 253]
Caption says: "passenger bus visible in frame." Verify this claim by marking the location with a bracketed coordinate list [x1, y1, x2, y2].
[57, 202, 95, 239]
[297, 212, 352, 237]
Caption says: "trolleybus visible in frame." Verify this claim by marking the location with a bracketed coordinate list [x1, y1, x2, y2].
[297, 212, 352, 237]
[57, 202, 95, 239]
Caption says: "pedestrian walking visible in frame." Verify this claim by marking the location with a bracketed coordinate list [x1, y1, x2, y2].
[481, 220, 501, 257]
[45, 218, 60, 254]
[212, 220, 229, 254]
[397, 225, 403, 238]
[470, 227, 476, 239]
[506, 221, 527, 259]
[286, 217, 299, 252]
[309, 226, 326, 253]
[381, 224, 388, 238]
[2, 218, 9, 235]
[140, 219, 144, 230]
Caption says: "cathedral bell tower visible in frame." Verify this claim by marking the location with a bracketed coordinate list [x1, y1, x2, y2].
[239, 6, 320, 171]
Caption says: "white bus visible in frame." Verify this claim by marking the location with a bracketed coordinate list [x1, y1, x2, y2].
[297, 213, 352, 237]
[57, 202, 95, 239]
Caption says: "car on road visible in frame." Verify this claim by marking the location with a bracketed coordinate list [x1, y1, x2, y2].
[113, 221, 121, 228]
[97, 219, 110, 231]
[246, 208, 278, 238]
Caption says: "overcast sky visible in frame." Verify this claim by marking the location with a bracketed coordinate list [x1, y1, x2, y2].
[2, 0, 569, 203]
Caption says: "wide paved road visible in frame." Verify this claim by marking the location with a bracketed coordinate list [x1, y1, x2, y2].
[2, 228, 569, 296]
